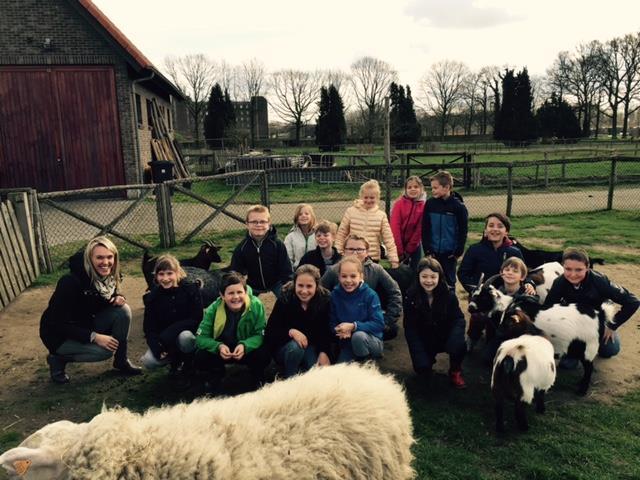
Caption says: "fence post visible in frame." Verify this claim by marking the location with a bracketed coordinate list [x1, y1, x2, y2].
[31, 191, 53, 273]
[607, 158, 617, 210]
[506, 164, 513, 217]
[7, 191, 40, 278]
[463, 152, 472, 188]
[261, 171, 270, 209]
[385, 164, 393, 220]
[155, 183, 174, 248]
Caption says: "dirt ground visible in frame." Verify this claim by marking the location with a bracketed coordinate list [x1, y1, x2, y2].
[1, 264, 639, 441]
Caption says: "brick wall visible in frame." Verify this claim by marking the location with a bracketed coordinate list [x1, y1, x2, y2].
[0, 0, 167, 187]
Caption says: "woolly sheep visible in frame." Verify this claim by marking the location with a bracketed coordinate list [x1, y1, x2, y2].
[1, 364, 415, 480]
[491, 334, 556, 433]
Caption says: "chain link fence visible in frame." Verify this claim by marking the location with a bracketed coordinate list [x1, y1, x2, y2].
[29, 156, 640, 273]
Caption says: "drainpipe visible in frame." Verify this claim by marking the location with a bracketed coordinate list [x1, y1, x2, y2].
[131, 70, 155, 185]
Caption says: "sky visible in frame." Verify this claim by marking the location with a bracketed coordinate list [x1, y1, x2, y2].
[93, 0, 640, 100]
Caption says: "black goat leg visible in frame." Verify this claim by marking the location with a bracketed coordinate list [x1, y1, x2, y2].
[494, 397, 506, 433]
[534, 390, 545, 414]
[514, 400, 529, 432]
[577, 359, 593, 396]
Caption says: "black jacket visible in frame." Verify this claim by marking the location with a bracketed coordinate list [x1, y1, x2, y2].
[230, 226, 293, 291]
[544, 270, 639, 330]
[40, 251, 120, 353]
[457, 238, 524, 292]
[142, 281, 203, 357]
[298, 246, 342, 276]
[264, 286, 332, 356]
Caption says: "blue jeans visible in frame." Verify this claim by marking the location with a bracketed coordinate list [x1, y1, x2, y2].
[433, 253, 457, 290]
[559, 331, 621, 369]
[275, 340, 319, 378]
[337, 331, 383, 363]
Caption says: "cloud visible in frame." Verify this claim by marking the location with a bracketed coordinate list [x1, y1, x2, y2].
[405, 0, 523, 29]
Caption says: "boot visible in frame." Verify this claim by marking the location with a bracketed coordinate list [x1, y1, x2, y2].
[47, 354, 70, 384]
[113, 340, 142, 375]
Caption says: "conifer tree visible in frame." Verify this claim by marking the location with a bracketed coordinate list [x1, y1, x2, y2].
[204, 83, 226, 148]
[316, 85, 346, 151]
[536, 93, 581, 139]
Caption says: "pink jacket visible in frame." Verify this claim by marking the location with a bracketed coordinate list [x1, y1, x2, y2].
[390, 193, 426, 257]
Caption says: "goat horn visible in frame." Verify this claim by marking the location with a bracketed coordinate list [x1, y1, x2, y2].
[477, 273, 485, 288]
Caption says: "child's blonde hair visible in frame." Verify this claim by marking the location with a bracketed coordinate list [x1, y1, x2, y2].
[500, 257, 528, 278]
[359, 179, 381, 199]
[344, 234, 370, 250]
[337, 256, 364, 276]
[153, 254, 187, 284]
[292, 203, 317, 230]
[404, 175, 424, 191]
[245, 204, 271, 222]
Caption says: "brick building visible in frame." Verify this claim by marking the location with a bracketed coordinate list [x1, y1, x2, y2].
[0, 0, 183, 192]
[233, 96, 269, 140]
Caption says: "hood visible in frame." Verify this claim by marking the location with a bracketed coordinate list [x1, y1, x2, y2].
[68, 249, 88, 278]
[402, 192, 427, 203]
[353, 199, 379, 212]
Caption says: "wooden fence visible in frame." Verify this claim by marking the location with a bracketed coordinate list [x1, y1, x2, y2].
[0, 194, 39, 311]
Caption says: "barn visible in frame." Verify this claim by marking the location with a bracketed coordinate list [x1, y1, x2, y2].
[0, 0, 183, 192]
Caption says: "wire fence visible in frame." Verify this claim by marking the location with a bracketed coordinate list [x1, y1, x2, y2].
[10, 156, 638, 272]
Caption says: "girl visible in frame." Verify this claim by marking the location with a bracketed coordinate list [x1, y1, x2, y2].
[141, 255, 202, 375]
[457, 213, 528, 353]
[403, 257, 467, 388]
[335, 179, 399, 268]
[330, 257, 385, 363]
[265, 264, 332, 377]
[390, 176, 426, 271]
[40, 236, 141, 383]
[284, 203, 317, 268]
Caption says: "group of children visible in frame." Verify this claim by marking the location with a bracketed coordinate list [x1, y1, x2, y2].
[43, 170, 639, 394]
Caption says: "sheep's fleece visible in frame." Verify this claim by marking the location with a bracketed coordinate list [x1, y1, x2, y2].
[1, 364, 414, 480]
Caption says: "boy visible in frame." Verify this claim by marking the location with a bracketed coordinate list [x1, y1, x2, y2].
[230, 204, 293, 298]
[544, 248, 639, 360]
[298, 220, 342, 276]
[195, 272, 270, 393]
[422, 170, 468, 289]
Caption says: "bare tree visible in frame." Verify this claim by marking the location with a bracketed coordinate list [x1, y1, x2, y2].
[599, 38, 626, 138]
[164, 54, 215, 142]
[319, 69, 352, 109]
[219, 60, 241, 100]
[564, 41, 602, 137]
[546, 51, 572, 102]
[619, 32, 640, 137]
[239, 58, 267, 146]
[350, 56, 397, 142]
[460, 71, 483, 135]
[269, 69, 320, 145]
[420, 60, 469, 139]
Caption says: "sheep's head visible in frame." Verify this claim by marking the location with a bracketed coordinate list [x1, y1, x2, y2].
[499, 306, 541, 339]
[0, 420, 84, 479]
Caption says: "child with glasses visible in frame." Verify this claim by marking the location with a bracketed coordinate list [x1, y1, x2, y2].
[230, 204, 293, 299]
[321, 234, 402, 341]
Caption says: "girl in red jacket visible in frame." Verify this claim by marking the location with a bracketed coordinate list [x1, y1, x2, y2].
[390, 176, 426, 271]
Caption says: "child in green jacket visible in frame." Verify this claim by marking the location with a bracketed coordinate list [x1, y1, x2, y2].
[195, 272, 270, 394]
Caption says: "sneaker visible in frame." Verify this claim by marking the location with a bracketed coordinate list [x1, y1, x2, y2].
[449, 370, 467, 389]
[47, 354, 70, 384]
[113, 359, 143, 376]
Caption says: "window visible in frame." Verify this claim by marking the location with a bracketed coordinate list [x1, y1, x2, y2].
[146, 98, 153, 129]
[135, 94, 143, 127]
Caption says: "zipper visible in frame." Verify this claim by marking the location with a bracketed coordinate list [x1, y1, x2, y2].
[257, 245, 267, 289]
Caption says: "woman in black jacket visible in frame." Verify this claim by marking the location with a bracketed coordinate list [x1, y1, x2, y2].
[40, 236, 141, 383]
[404, 257, 467, 389]
[264, 264, 332, 378]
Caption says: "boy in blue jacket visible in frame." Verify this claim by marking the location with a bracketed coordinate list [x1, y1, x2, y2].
[230, 204, 293, 299]
[330, 257, 385, 363]
[422, 171, 468, 288]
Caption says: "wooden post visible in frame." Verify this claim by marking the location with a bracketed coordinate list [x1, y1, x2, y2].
[607, 158, 617, 210]
[155, 183, 172, 248]
[383, 97, 392, 219]
[544, 164, 549, 188]
[261, 171, 270, 209]
[7, 192, 39, 277]
[506, 164, 514, 217]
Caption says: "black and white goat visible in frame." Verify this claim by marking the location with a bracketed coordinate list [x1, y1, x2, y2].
[492, 334, 556, 432]
[509, 237, 605, 270]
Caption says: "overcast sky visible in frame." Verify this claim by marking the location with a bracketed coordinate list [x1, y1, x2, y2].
[94, 0, 639, 92]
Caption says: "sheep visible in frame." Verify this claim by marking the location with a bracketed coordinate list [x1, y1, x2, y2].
[491, 334, 556, 433]
[509, 237, 604, 270]
[500, 300, 616, 395]
[0, 364, 415, 480]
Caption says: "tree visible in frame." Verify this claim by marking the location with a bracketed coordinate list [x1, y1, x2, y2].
[536, 93, 581, 139]
[389, 83, 420, 145]
[619, 33, 640, 137]
[495, 68, 537, 143]
[350, 56, 397, 143]
[203, 83, 236, 148]
[546, 51, 572, 102]
[460, 71, 483, 135]
[599, 38, 626, 138]
[240, 58, 266, 146]
[564, 41, 602, 137]
[270, 70, 320, 146]
[420, 60, 469, 139]
[164, 54, 215, 143]
[316, 85, 346, 151]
